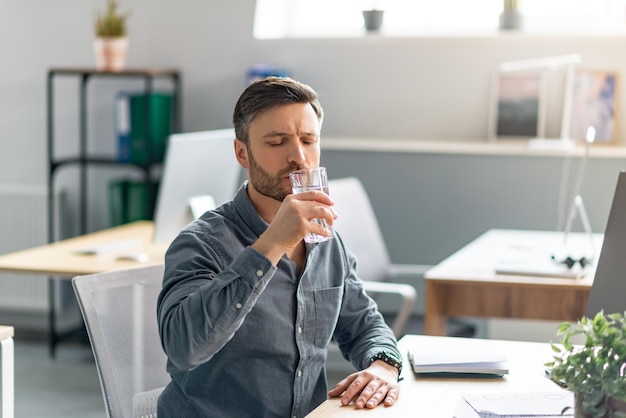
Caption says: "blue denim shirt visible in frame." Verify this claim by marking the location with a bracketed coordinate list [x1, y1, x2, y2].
[157, 183, 400, 418]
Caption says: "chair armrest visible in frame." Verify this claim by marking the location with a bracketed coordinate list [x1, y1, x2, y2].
[388, 263, 432, 279]
[362, 281, 417, 338]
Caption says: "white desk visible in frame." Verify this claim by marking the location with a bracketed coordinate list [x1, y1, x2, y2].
[1, 325, 14, 418]
[307, 335, 567, 417]
[424, 229, 602, 335]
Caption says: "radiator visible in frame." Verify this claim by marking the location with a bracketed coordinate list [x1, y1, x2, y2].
[0, 185, 63, 312]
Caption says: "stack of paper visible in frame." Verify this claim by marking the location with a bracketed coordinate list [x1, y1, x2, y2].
[408, 346, 509, 377]
[455, 391, 574, 417]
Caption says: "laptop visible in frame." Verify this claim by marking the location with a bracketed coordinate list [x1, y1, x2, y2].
[585, 171, 626, 317]
[152, 128, 242, 244]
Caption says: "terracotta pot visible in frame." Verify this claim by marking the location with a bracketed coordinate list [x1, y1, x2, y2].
[93, 37, 129, 71]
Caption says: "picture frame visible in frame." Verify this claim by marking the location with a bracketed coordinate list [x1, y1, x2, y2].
[489, 72, 546, 141]
[567, 69, 619, 145]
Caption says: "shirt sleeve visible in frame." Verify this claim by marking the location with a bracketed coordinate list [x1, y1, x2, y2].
[331, 244, 402, 371]
[157, 230, 277, 371]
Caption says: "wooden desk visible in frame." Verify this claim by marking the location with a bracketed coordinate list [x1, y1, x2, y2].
[0, 221, 168, 277]
[424, 229, 602, 336]
[0, 221, 168, 355]
[1, 325, 14, 418]
[307, 335, 566, 417]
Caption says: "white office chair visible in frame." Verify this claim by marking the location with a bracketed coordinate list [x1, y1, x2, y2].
[328, 177, 421, 337]
[72, 265, 169, 418]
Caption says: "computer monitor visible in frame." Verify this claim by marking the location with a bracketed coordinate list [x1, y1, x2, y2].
[152, 128, 242, 244]
[585, 171, 626, 317]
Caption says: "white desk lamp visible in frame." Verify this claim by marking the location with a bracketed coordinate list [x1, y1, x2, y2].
[559, 126, 597, 263]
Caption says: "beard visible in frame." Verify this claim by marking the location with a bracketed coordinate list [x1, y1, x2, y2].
[248, 148, 301, 202]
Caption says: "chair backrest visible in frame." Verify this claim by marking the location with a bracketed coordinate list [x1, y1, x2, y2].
[328, 177, 392, 282]
[72, 265, 170, 418]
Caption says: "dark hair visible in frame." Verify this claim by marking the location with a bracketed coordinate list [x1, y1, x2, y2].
[232, 76, 324, 145]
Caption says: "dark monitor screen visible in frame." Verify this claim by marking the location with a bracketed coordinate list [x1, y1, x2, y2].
[585, 171, 626, 317]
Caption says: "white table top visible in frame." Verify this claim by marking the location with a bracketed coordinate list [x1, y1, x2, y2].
[307, 335, 568, 417]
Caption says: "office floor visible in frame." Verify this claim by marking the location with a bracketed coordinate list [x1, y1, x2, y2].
[14, 338, 105, 418]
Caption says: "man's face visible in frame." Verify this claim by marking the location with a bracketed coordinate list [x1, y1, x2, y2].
[236, 103, 321, 202]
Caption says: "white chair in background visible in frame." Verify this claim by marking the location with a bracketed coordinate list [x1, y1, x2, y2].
[72, 265, 169, 418]
[328, 177, 422, 337]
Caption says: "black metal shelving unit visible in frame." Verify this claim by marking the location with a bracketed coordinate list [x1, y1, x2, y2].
[46, 67, 181, 357]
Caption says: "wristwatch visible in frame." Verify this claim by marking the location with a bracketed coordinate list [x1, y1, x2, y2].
[371, 350, 403, 377]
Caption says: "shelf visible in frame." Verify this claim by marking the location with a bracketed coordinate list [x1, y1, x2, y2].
[50, 156, 162, 172]
[49, 67, 180, 77]
[322, 137, 626, 159]
[46, 66, 181, 357]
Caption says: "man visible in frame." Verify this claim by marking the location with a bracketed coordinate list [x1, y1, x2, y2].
[157, 77, 402, 417]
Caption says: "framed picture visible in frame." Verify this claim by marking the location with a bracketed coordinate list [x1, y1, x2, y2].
[489, 72, 546, 140]
[567, 70, 619, 144]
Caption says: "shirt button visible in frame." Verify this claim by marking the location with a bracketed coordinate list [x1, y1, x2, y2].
[256, 269, 263, 277]
[297, 327, 302, 334]
[235, 303, 242, 309]
[297, 370, 302, 377]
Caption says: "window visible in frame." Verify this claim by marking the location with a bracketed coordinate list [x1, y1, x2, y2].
[254, 0, 626, 39]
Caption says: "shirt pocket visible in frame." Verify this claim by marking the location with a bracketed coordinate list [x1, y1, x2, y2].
[313, 286, 342, 347]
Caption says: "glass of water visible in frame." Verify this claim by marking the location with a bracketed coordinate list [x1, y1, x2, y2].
[289, 167, 333, 243]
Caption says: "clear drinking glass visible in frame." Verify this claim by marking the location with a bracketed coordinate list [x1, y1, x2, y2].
[289, 167, 333, 243]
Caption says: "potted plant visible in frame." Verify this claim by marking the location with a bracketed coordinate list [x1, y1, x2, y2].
[499, 0, 522, 30]
[546, 311, 626, 418]
[362, 3, 384, 33]
[93, 0, 130, 71]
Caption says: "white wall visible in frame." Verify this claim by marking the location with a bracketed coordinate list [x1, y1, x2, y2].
[3, 0, 625, 337]
[3, 1, 626, 189]
[2, 2, 626, 243]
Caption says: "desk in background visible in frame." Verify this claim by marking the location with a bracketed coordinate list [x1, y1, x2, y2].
[0, 221, 167, 355]
[424, 229, 602, 336]
[307, 334, 564, 417]
[0, 221, 166, 277]
[1, 325, 14, 418]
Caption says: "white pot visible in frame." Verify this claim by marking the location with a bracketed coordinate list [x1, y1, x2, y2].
[499, 9, 522, 30]
[93, 37, 129, 71]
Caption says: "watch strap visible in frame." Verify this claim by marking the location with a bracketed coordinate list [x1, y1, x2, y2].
[371, 350, 403, 378]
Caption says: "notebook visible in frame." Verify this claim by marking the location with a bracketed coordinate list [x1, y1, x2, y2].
[585, 171, 626, 317]
[408, 346, 509, 377]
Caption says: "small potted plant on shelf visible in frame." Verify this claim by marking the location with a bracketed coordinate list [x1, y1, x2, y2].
[546, 311, 626, 418]
[93, 0, 131, 71]
[499, 0, 522, 30]
[362, 2, 384, 33]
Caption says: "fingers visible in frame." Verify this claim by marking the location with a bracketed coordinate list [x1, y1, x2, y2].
[383, 387, 399, 407]
[358, 383, 399, 409]
[327, 358, 401, 410]
[283, 193, 337, 238]
[357, 379, 391, 409]
[329, 374, 399, 409]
